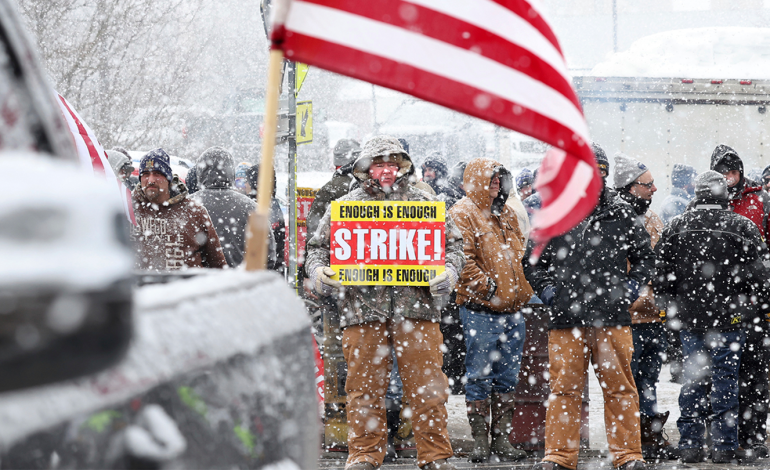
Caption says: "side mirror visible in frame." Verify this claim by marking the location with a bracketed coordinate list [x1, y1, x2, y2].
[0, 155, 134, 393]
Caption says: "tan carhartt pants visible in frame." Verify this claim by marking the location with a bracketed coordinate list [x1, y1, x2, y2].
[543, 326, 643, 469]
[342, 319, 453, 468]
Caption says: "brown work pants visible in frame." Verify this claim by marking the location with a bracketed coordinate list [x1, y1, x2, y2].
[543, 326, 643, 469]
[342, 319, 453, 468]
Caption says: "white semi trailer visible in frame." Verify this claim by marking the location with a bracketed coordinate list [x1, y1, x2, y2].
[575, 76, 770, 212]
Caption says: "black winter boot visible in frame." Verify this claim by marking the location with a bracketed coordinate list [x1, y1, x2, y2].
[490, 392, 527, 461]
[466, 399, 490, 463]
[384, 398, 401, 463]
[640, 412, 679, 460]
[679, 447, 706, 463]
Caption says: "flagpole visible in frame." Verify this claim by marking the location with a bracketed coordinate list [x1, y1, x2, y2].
[245, 48, 284, 271]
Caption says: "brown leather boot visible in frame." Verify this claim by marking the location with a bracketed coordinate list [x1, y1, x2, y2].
[490, 392, 527, 461]
[466, 399, 490, 463]
[641, 412, 679, 460]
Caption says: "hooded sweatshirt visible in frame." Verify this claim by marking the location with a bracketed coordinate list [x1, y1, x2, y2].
[192, 147, 275, 269]
[131, 180, 227, 271]
[711, 144, 770, 239]
[305, 135, 465, 328]
[449, 158, 534, 313]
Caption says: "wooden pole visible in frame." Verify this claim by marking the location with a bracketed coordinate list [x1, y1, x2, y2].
[245, 48, 284, 271]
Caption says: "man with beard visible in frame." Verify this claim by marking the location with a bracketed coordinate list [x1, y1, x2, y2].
[614, 153, 677, 461]
[711, 144, 770, 458]
[131, 148, 226, 271]
[525, 142, 653, 470]
[422, 152, 463, 208]
[305, 136, 464, 470]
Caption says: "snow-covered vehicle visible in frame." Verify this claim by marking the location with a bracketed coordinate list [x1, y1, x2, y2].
[0, 1, 320, 468]
[576, 27, 770, 211]
[0, 0, 132, 395]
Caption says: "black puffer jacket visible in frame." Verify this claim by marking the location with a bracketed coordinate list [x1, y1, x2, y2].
[654, 198, 768, 331]
[523, 187, 655, 330]
[192, 147, 276, 269]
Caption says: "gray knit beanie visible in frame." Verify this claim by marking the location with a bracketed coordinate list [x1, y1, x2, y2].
[333, 139, 362, 167]
[613, 153, 649, 189]
[695, 170, 728, 200]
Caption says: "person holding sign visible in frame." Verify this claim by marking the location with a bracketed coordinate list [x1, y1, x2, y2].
[448, 158, 534, 463]
[305, 136, 465, 470]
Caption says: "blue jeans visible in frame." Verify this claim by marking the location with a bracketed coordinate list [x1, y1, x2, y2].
[386, 348, 403, 401]
[460, 306, 526, 402]
[677, 329, 745, 451]
[631, 322, 668, 417]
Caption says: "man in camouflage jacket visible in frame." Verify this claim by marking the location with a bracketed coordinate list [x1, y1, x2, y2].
[305, 136, 464, 470]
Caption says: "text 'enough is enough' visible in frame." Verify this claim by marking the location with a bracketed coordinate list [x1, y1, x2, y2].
[338, 204, 438, 220]
[334, 228, 443, 261]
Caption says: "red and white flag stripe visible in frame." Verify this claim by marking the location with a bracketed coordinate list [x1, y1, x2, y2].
[57, 93, 136, 225]
[271, 0, 601, 253]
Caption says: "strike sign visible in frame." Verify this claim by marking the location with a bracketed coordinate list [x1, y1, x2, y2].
[330, 201, 446, 286]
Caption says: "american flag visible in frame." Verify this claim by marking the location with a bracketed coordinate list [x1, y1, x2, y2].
[270, 0, 601, 254]
[57, 93, 136, 225]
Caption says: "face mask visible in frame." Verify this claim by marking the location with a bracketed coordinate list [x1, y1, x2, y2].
[620, 190, 651, 215]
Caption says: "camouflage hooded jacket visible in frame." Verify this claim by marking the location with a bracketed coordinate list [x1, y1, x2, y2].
[305, 136, 465, 328]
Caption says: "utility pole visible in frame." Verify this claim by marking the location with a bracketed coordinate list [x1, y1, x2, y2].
[612, 0, 618, 53]
[287, 60, 299, 293]
[371, 84, 379, 135]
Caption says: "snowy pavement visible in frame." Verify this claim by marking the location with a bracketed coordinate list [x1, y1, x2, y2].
[445, 364, 685, 452]
[588, 364, 682, 449]
[322, 364, 770, 468]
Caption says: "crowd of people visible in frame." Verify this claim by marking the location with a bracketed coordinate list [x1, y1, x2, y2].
[112, 137, 770, 470]
[116, 146, 284, 273]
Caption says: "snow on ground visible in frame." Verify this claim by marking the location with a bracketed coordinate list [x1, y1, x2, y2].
[447, 363, 770, 450]
[588, 364, 681, 450]
[591, 27, 770, 79]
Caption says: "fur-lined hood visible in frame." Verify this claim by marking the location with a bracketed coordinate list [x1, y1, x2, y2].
[351, 135, 414, 195]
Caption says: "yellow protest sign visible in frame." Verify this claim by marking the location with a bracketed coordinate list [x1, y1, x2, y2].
[329, 201, 446, 286]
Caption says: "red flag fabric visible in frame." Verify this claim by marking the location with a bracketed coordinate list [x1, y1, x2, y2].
[57, 93, 136, 226]
[312, 335, 324, 407]
[270, 0, 600, 252]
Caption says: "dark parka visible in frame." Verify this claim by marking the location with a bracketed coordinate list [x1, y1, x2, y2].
[523, 187, 655, 330]
[246, 165, 285, 274]
[192, 147, 276, 269]
[654, 199, 768, 331]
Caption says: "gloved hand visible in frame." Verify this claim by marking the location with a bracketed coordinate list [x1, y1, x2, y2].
[659, 310, 667, 324]
[311, 267, 342, 296]
[429, 266, 458, 297]
[625, 279, 641, 303]
[540, 285, 556, 306]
